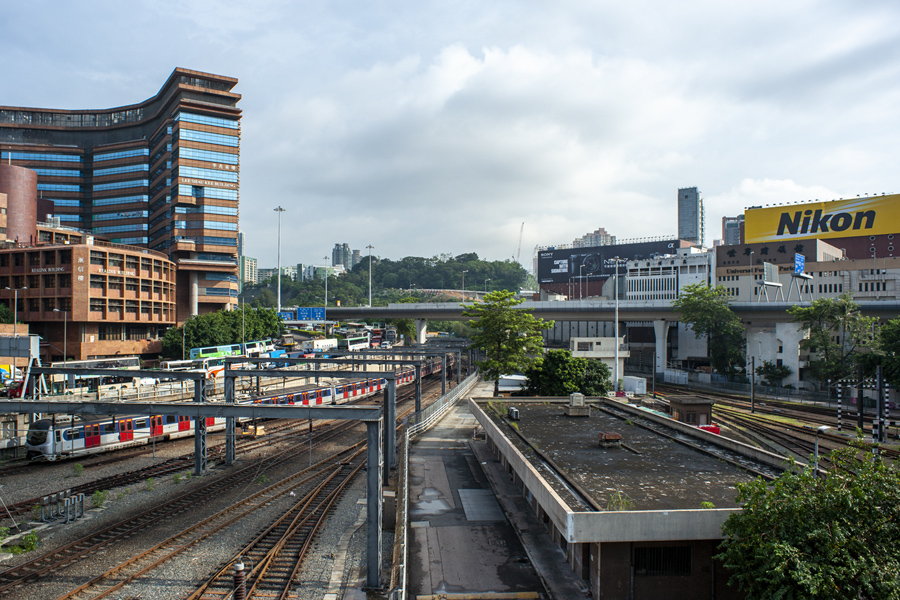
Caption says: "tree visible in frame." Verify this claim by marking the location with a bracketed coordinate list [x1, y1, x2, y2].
[788, 294, 876, 385]
[755, 360, 792, 387]
[717, 441, 900, 599]
[876, 318, 900, 387]
[524, 349, 611, 396]
[161, 307, 281, 359]
[463, 290, 552, 396]
[672, 284, 745, 377]
[0, 303, 13, 325]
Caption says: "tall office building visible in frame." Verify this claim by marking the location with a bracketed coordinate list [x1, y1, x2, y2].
[677, 187, 705, 246]
[0, 68, 241, 322]
[721, 215, 744, 246]
[351, 249, 361, 269]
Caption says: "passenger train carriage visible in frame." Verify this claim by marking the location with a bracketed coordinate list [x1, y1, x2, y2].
[24, 357, 447, 461]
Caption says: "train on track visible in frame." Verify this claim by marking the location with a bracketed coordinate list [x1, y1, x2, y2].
[24, 358, 447, 461]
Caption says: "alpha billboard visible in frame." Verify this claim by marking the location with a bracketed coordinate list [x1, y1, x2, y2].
[744, 194, 900, 244]
[537, 240, 689, 284]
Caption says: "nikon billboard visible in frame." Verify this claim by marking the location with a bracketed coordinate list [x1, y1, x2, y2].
[744, 194, 900, 244]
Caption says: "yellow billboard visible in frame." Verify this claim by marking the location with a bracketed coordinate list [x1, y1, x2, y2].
[744, 194, 900, 244]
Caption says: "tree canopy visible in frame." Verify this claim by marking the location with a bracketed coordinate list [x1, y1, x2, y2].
[875, 317, 900, 387]
[463, 290, 552, 396]
[671, 284, 745, 377]
[788, 294, 875, 385]
[717, 441, 900, 599]
[524, 349, 611, 396]
[161, 307, 281, 360]
[241, 252, 528, 309]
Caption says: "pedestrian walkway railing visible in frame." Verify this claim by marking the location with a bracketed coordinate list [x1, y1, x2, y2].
[390, 372, 480, 600]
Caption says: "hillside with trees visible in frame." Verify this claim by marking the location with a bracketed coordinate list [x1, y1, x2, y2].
[241, 252, 528, 309]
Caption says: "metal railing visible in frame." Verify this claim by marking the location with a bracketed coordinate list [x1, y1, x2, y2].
[390, 372, 480, 600]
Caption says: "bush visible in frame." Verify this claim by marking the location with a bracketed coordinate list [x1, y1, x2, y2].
[0, 526, 8, 542]
[21, 532, 39, 552]
[173, 474, 182, 484]
[92, 490, 108, 508]
[145, 477, 155, 491]
[700, 501, 716, 509]
[72, 463, 84, 477]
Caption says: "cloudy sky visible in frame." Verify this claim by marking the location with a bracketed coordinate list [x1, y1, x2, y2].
[2, 1, 898, 269]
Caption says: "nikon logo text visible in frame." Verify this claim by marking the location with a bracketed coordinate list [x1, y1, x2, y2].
[777, 209, 876, 236]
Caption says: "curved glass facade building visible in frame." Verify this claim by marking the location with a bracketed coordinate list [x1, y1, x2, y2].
[0, 68, 241, 322]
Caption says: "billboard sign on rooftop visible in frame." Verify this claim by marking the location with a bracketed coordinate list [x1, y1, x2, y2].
[744, 194, 900, 244]
[537, 239, 688, 284]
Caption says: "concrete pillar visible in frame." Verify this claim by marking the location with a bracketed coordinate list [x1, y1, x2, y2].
[193, 378, 207, 475]
[189, 271, 199, 317]
[224, 373, 235, 465]
[414, 319, 428, 345]
[653, 320, 669, 373]
[366, 419, 384, 589]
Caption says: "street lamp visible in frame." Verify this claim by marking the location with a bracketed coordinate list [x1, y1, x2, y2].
[367, 244, 374, 307]
[323, 256, 329, 327]
[53, 308, 67, 363]
[274, 206, 286, 314]
[484, 278, 490, 296]
[461, 270, 468, 303]
[4, 286, 27, 336]
[613, 258, 621, 391]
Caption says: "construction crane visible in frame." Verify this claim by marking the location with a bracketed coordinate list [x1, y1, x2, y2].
[514, 222, 524, 263]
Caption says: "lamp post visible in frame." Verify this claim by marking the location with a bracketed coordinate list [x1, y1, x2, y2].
[323, 256, 329, 327]
[274, 206, 285, 314]
[366, 244, 374, 307]
[53, 308, 67, 362]
[461, 270, 468, 303]
[814, 425, 831, 477]
[612, 258, 621, 391]
[4, 286, 27, 336]
[484, 278, 490, 297]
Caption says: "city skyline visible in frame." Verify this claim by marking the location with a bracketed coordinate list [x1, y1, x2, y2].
[2, 2, 897, 268]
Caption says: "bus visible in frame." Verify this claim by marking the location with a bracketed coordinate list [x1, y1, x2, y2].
[337, 335, 369, 352]
[189, 344, 242, 360]
[49, 356, 142, 394]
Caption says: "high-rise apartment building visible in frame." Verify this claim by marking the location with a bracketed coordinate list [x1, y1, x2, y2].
[677, 187, 705, 246]
[331, 242, 351, 269]
[573, 227, 616, 248]
[239, 256, 257, 290]
[351, 249, 361, 269]
[0, 68, 241, 322]
[721, 215, 744, 246]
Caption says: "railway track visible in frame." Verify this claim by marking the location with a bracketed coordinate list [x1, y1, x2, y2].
[0, 420, 364, 597]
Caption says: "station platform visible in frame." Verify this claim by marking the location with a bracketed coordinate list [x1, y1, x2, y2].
[407, 380, 588, 599]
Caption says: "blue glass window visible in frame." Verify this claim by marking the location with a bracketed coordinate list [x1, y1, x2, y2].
[179, 166, 238, 183]
[1, 151, 81, 162]
[175, 112, 239, 130]
[178, 147, 239, 165]
[93, 180, 148, 192]
[94, 148, 149, 162]
[32, 168, 82, 177]
[177, 184, 237, 200]
[93, 211, 148, 222]
[94, 164, 149, 177]
[93, 224, 149, 234]
[205, 273, 238, 282]
[179, 129, 239, 147]
[57, 214, 83, 222]
[202, 236, 238, 246]
[93, 195, 149, 207]
[50, 199, 82, 207]
[175, 206, 238, 216]
[38, 183, 81, 192]
[111, 237, 149, 245]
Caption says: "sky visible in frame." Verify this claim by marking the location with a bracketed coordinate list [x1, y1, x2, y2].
[2, 1, 898, 270]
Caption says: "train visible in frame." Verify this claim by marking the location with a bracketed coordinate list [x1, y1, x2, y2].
[24, 357, 447, 461]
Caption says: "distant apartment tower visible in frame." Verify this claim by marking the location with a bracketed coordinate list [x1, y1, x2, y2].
[0, 68, 242, 323]
[721, 215, 744, 246]
[331, 242, 351, 268]
[678, 187, 705, 246]
[239, 256, 257, 291]
[573, 227, 616, 248]
[351, 249, 361, 269]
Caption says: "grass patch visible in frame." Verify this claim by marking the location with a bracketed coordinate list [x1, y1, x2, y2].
[72, 463, 84, 477]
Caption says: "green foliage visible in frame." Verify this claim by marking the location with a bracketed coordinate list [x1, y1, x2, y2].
[700, 501, 715, 509]
[256, 475, 269, 485]
[31, 505, 41, 520]
[464, 290, 553, 397]
[92, 490, 108, 508]
[241, 252, 528, 310]
[173, 473, 182, 484]
[21, 532, 38, 552]
[717, 441, 900, 599]
[161, 306, 281, 359]
[524, 349, 611, 396]
[0, 303, 14, 325]
[606, 490, 633, 511]
[145, 477, 155, 491]
[755, 360, 793, 387]
[0, 526, 8, 541]
[870, 317, 900, 388]
[72, 463, 84, 477]
[672, 284, 746, 378]
[788, 294, 876, 385]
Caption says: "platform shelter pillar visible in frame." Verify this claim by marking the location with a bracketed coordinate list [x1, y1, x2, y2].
[415, 364, 422, 413]
[224, 374, 236, 465]
[365, 418, 384, 589]
[193, 378, 207, 475]
[415, 319, 428, 344]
